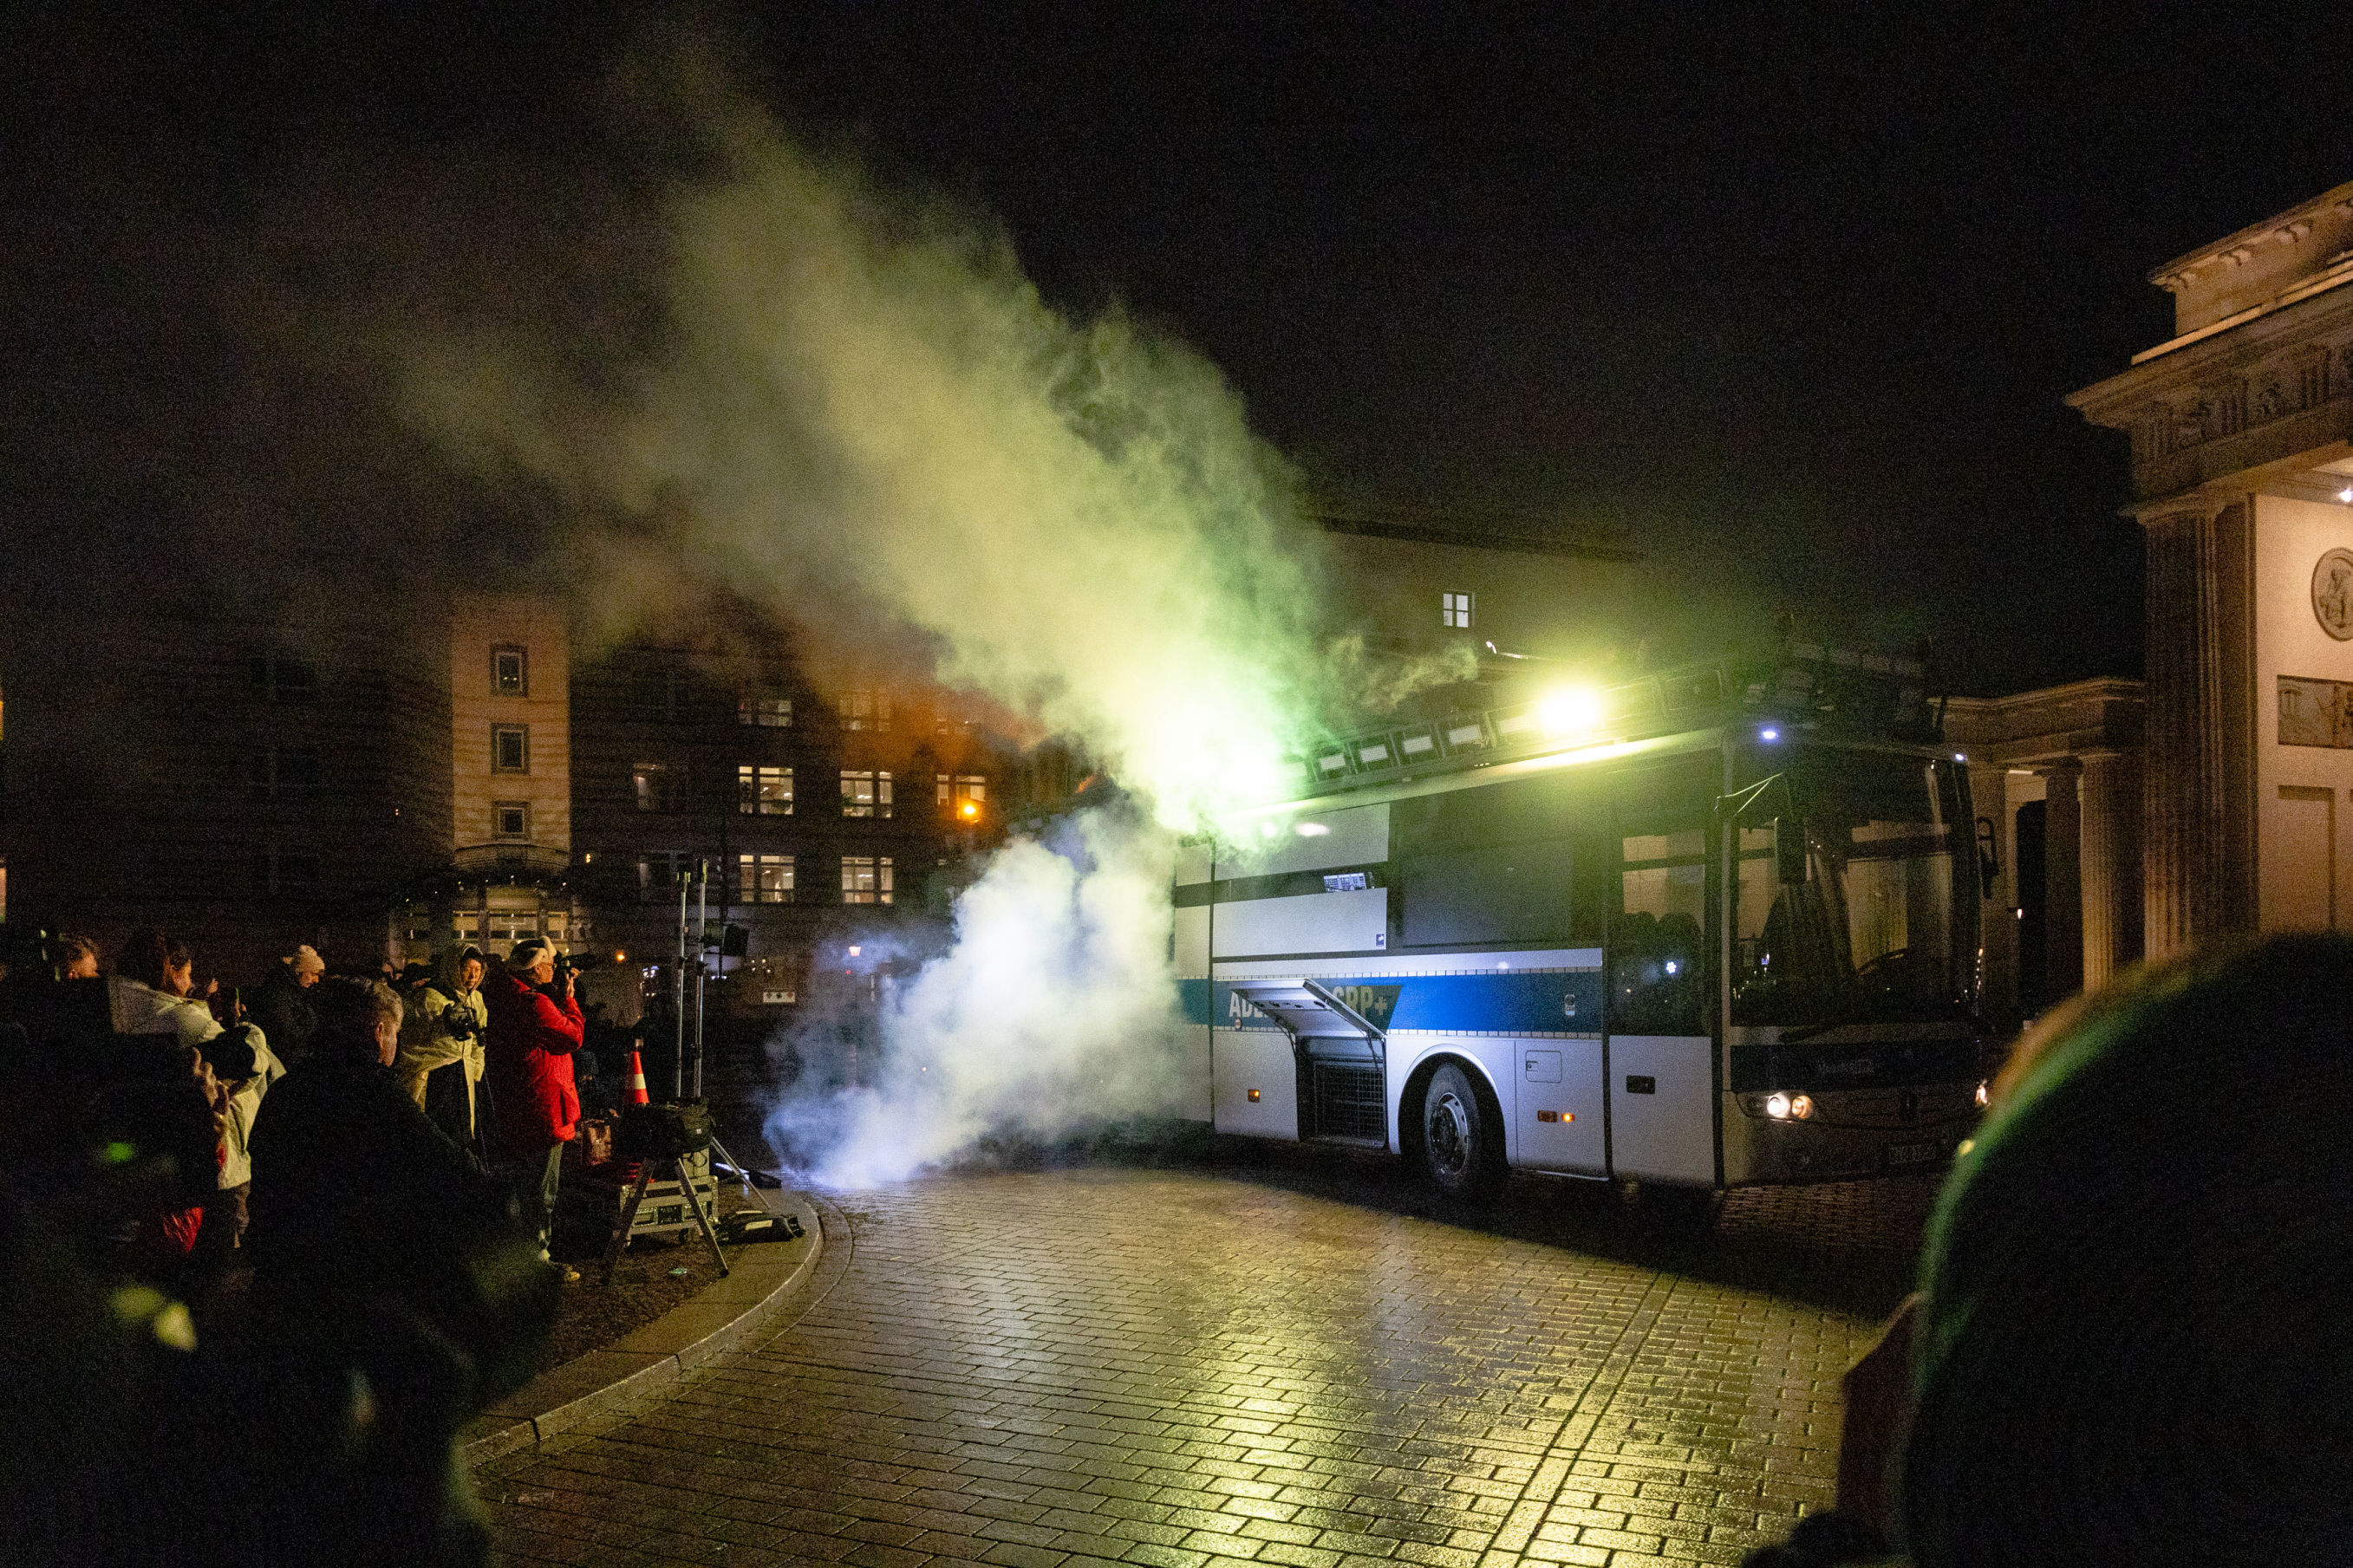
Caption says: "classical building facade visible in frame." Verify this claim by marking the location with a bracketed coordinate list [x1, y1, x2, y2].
[1946, 680, 2145, 1018]
[2070, 178, 2353, 954]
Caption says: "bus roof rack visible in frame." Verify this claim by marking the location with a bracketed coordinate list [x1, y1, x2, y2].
[1290, 641, 1939, 795]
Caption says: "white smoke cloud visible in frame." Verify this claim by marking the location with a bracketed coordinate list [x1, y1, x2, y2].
[389, 73, 1437, 1185]
[766, 809, 1190, 1187]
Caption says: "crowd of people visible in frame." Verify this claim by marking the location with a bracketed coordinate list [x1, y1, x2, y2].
[0, 926, 612, 1565]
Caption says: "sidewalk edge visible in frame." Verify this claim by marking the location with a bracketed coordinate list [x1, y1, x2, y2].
[457, 1187, 824, 1465]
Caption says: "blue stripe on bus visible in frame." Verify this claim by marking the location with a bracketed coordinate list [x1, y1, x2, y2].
[1179, 978, 1215, 1026]
[1209, 971, 1603, 1035]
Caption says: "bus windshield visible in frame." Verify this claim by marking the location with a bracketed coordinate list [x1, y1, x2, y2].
[1732, 745, 1972, 1028]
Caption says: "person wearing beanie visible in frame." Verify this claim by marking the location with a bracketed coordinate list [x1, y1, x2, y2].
[1773, 935, 2353, 1568]
[481, 935, 583, 1272]
[250, 943, 325, 1070]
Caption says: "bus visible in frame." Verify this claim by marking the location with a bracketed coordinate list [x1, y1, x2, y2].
[1177, 643, 1990, 1196]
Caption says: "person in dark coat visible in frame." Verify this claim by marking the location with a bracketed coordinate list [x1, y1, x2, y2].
[241, 975, 556, 1566]
[246, 943, 323, 1070]
[481, 936, 583, 1269]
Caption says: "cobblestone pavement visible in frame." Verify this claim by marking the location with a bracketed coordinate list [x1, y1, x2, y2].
[479, 1158, 1938, 1568]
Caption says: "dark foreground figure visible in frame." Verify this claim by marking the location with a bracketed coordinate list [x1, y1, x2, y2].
[0, 973, 557, 1567]
[1749, 933, 2353, 1567]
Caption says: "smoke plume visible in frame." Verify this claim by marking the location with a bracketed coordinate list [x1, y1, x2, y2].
[392, 73, 1431, 1183]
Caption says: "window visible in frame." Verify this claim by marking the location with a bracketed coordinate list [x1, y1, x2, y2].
[840, 688, 891, 731]
[247, 746, 319, 801]
[494, 802, 530, 840]
[739, 689, 792, 727]
[247, 650, 318, 703]
[1442, 591, 1475, 629]
[492, 725, 529, 773]
[631, 760, 678, 811]
[251, 846, 320, 895]
[842, 855, 894, 905]
[738, 852, 795, 903]
[840, 769, 893, 818]
[492, 646, 528, 695]
[738, 764, 794, 815]
[937, 773, 987, 821]
[636, 850, 692, 901]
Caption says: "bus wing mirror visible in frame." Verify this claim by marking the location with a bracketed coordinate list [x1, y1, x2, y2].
[1775, 817, 1807, 885]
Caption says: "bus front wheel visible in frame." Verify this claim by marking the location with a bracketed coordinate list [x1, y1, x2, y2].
[1422, 1064, 1500, 1198]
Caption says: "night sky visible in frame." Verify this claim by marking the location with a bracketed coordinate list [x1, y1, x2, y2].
[11, 5, 2353, 694]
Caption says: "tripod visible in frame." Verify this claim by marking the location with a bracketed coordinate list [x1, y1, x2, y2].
[596, 1131, 728, 1284]
[596, 860, 759, 1285]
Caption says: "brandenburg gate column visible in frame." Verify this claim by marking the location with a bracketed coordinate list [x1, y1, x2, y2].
[2041, 759, 2085, 999]
[2076, 747, 2141, 992]
[2139, 501, 2258, 960]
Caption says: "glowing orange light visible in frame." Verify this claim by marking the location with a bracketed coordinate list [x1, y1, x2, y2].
[958, 799, 981, 820]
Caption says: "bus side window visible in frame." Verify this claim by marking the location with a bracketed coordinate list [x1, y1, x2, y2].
[1612, 764, 1709, 1035]
[1392, 775, 1605, 948]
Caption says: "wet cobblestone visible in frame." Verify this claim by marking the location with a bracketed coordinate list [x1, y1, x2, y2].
[479, 1161, 1936, 1568]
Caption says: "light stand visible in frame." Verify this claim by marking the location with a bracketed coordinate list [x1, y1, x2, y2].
[688, 859, 756, 1200]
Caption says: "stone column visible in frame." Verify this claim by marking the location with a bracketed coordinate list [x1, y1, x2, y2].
[2076, 749, 2135, 992]
[2043, 759, 2085, 1000]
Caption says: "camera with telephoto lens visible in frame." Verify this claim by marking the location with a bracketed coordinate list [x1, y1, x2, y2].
[555, 952, 598, 977]
[440, 1002, 480, 1041]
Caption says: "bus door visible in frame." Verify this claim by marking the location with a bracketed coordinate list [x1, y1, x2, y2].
[1607, 757, 1720, 1187]
[1224, 979, 1389, 1147]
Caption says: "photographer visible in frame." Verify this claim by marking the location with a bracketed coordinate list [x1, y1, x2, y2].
[392, 947, 488, 1158]
[481, 936, 583, 1273]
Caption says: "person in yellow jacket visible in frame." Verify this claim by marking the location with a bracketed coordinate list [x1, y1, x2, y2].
[392, 947, 488, 1156]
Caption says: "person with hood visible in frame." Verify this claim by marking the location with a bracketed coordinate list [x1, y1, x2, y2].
[107, 928, 222, 1053]
[248, 943, 324, 1070]
[193, 1021, 284, 1269]
[393, 947, 488, 1156]
[1749, 933, 2353, 1568]
[481, 935, 583, 1271]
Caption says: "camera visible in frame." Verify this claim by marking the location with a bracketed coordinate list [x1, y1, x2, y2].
[440, 1002, 481, 1041]
[555, 953, 599, 977]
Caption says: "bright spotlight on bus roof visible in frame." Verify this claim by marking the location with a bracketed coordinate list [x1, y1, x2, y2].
[1535, 687, 1605, 738]
[1760, 726, 1780, 742]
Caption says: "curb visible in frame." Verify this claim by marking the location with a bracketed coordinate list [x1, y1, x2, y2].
[456, 1187, 825, 1466]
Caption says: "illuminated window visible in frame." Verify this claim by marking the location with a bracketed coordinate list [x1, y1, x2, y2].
[492, 725, 529, 773]
[631, 760, 677, 810]
[738, 764, 794, 815]
[840, 689, 892, 731]
[936, 773, 987, 819]
[494, 802, 530, 840]
[737, 852, 795, 903]
[841, 855, 894, 905]
[492, 646, 527, 695]
[739, 689, 792, 727]
[1442, 591, 1475, 629]
[840, 769, 893, 818]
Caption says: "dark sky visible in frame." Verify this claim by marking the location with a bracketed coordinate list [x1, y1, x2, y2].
[12, 4, 2353, 694]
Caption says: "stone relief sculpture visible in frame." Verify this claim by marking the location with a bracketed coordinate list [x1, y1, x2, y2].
[2279, 675, 2353, 747]
[2313, 548, 2353, 641]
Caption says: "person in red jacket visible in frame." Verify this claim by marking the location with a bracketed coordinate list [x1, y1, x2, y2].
[482, 935, 583, 1272]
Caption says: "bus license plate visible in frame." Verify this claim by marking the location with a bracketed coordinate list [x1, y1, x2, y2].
[1883, 1142, 1943, 1168]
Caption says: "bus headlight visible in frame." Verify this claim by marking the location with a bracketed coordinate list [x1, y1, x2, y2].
[1765, 1092, 1790, 1120]
[1753, 1091, 1815, 1121]
[1789, 1093, 1814, 1120]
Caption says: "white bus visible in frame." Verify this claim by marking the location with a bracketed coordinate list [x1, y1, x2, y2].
[1178, 646, 1990, 1196]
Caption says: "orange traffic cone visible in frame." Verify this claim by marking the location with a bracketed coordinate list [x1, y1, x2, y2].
[625, 1049, 650, 1107]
